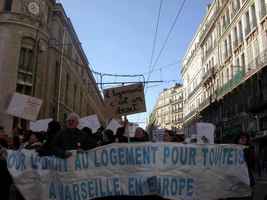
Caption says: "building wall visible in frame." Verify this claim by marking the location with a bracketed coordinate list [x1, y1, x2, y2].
[182, 0, 267, 141]
[0, 0, 109, 132]
[150, 84, 183, 132]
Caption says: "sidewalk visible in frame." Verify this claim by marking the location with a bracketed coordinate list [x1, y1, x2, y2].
[253, 173, 267, 200]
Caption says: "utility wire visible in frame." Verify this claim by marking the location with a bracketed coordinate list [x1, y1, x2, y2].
[148, 0, 164, 70]
[146, 0, 187, 86]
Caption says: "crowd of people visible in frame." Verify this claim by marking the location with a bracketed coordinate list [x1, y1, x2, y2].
[0, 113, 265, 200]
[0, 113, 185, 200]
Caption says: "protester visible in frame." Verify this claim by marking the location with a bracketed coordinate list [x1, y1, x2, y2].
[115, 127, 128, 143]
[51, 113, 97, 158]
[163, 130, 174, 142]
[38, 120, 61, 156]
[0, 126, 8, 148]
[12, 135, 22, 150]
[225, 132, 256, 200]
[102, 129, 115, 145]
[24, 131, 43, 150]
[132, 127, 149, 142]
[82, 127, 93, 136]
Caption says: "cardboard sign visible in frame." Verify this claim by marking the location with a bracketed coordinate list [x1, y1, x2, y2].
[103, 84, 146, 116]
[7, 143, 251, 200]
[30, 118, 53, 132]
[196, 122, 215, 144]
[79, 115, 101, 133]
[6, 93, 43, 121]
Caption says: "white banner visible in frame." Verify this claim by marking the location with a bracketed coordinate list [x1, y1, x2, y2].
[7, 143, 251, 200]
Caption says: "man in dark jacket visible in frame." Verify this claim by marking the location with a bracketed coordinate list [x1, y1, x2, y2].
[51, 113, 97, 158]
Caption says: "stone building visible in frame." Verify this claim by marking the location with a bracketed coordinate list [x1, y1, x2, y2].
[149, 84, 183, 133]
[0, 0, 108, 132]
[182, 0, 267, 142]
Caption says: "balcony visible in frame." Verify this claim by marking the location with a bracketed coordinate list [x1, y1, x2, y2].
[184, 110, 197, 121]
[198, 97, 211, 112]
[202, 67, 215, 85]
[216, 69, 245, 99]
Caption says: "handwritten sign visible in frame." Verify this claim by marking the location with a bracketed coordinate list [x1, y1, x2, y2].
[7, 143, 251, 200]
[103, 84, 146, 116]
[6, 93, 43, 121]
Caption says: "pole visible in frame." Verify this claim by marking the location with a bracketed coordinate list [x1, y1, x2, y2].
[56, 28, 66, 121]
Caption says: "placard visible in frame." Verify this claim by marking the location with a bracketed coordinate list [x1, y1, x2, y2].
[103, 84, 146, 116]
[6, 93, 43, 121]
[30, 118, 53, 132]
[79, 115, 101, 133]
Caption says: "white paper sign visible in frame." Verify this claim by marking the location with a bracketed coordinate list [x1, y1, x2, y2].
[196, 122, 215, 144]
[30, 118, 53, 132]
[6, 93, 43, 121]
[79, 115, 101, 133]
[106, 119, 122, 134]
[7, 143, 251, 200]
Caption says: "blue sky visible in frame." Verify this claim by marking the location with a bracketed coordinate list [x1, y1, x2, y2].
[60, 0, 212, 127]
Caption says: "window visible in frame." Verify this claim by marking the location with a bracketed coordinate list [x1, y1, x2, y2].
[73, 84, 77, 110]
[65, 73, 69, 104]
[259, 0, 267, 18]
[233, 26, 238, 48]
[251, 4, 257, 28]
[245, 11, 251, 35]
[17, 47, 34, 95]
[241, 53, 245, 71]
[228, 34, 232, 55]
[4, 0, 13, 11]
[79, 90, 83, 113]
[54, 62, 60, 97]
[19, 47, 33, 72]
[238, 20, 243, 42]
[224, 39, 228, 59]
[226, 68, 230, 81]
[226, 8, 231, 24]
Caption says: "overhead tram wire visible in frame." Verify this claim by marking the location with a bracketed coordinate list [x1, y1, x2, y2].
[145, 0, 164, 94]
[145, 0, 187, 90]
[148, 0, 164, 73]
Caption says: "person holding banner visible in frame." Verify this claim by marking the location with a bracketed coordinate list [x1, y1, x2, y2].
[51, 113, 97, 158]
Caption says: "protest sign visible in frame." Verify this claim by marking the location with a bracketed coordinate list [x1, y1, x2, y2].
[6, 93, 43, 121]
[30, 118, 53, 132]
[7, 143, 251, 200]
[106, 119, 122, 134]
[103, 84, 146, 116]
[196, 122, 215, 144]
[79, 115, 101, 133]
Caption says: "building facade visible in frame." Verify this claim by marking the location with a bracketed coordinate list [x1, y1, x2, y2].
[182, 0, 267, 142]
[149, 84, 183, 133]
[0, 0, 109, 132]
